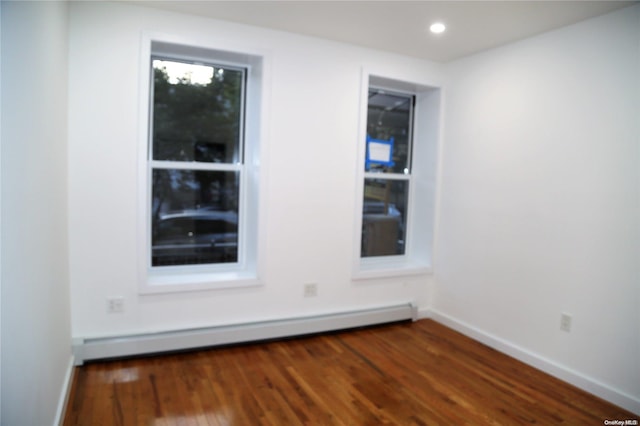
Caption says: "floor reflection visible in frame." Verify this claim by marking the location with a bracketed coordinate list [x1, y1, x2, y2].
[95, 367, 139, 384]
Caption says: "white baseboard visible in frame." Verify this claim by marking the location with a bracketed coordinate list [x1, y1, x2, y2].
[54, 355, 75, 426]
[425, 309, 640, 415]
[417, 307, 431, 320]
[73, 303, 416, 365]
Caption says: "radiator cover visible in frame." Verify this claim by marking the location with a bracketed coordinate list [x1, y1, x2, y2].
[73, 303, 417, 365]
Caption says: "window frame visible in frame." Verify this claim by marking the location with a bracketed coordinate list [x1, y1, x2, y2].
[362, 87, 415, 259]
[148, 56, 247, 270]
[137, 36, 267, 294]
[353, 71, 441, 280]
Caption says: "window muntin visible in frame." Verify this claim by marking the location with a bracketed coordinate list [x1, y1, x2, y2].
[361, 88, 414, 258]
[149, 58, 246, 268]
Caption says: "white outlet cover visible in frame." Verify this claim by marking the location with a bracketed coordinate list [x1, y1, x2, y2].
[107, 297, 125, 313]
[560, 313, 572, 332]
[303, 283, 318, 297]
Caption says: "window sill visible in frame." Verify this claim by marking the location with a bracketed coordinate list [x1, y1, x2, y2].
[140, 269, 262, 294]
[352, 258, 432, 281]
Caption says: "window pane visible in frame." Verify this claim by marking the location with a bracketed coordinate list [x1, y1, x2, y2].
[152, 59, 244, 163]
[151, 169, 239, 266]
[366, 90, 413, 174]
[362, 179, 408, 257]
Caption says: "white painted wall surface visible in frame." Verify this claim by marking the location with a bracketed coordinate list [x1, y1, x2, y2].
[435, 4, 640, 411]
[0, 2, 72, 425]
[67, 2, 442, 339]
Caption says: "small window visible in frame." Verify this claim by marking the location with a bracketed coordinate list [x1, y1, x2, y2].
[362, 89, 414, 257]
[149, 58, 246, 268]
[354, 73, 441, 279]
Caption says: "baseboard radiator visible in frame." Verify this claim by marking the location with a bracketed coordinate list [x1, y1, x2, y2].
[73, 303, 417, 365]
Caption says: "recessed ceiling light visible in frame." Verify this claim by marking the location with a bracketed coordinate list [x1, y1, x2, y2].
[430, 22, 446, 34]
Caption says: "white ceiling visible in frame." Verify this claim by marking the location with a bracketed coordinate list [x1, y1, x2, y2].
[130, 1, 637, 62]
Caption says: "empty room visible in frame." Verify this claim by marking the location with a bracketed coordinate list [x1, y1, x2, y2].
[1, 1, 638, 424]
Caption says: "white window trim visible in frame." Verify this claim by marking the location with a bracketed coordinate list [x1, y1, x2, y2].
[137, 33, 269, 294]
[352, 70, 441, 280]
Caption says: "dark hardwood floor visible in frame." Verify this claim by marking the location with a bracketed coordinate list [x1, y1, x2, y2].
[63, 319, 637, 425]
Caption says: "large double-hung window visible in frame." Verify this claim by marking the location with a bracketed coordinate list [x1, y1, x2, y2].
[150, 57, 245, 267]
[142, 40, 264, 291]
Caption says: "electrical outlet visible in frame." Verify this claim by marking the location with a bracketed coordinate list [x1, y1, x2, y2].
[560, 313, 572, 332]
[107, 297, 125, 313]
[303, 283, 318, 298]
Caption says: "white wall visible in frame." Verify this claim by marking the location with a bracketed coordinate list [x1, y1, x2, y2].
[0, 1, 73, 425]
[66, 0, 639, 413]
[435, 4, 640, 412]
[67, 2, 443, 339]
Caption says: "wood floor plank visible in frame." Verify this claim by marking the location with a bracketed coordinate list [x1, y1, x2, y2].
[63, 319, 637, 425]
